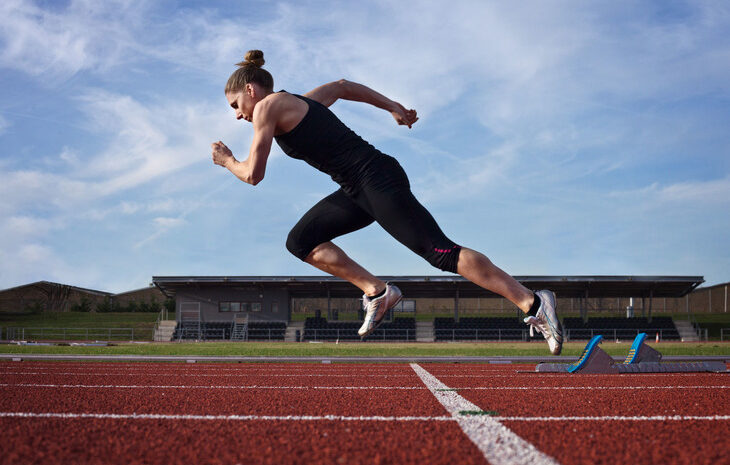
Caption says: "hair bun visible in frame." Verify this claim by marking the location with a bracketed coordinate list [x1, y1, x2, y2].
[237, 49, 265, 68]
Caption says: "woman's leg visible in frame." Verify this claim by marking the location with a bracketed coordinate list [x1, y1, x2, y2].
[305, 241, 385, 297]
[353, 167, 535, 312]
[286, 189, 385, 296]
[455, 248, 534, 313]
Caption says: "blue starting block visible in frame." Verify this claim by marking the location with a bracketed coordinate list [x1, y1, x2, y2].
[537, 333, 726, 374]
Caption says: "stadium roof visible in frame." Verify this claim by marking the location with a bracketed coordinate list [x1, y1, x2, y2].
[152, 275, 704, 299]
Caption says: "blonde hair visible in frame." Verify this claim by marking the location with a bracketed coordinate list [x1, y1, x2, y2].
[225, 50, 274, 94]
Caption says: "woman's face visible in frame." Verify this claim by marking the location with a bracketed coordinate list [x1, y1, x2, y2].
[226, 84, 259, 123]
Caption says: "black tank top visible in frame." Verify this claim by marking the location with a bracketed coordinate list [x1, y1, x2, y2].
[274, 92, 388, 194]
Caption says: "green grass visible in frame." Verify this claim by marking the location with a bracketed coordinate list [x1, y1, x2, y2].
[0, 312, 161, 327]
[1, 341, 728, 357]
[0, 312, 164, 341]
[690, 313, 730, 340]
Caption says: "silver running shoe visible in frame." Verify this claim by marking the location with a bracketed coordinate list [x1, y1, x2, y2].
[358, 284, 403, 338]
[524, 290, 563, 355]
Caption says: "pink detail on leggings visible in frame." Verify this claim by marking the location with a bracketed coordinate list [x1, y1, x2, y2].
[434, 245, 461, 254]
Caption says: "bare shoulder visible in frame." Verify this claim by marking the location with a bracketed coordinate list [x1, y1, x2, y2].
[258, 92, 303, 113]
[257, 92, 308, 134]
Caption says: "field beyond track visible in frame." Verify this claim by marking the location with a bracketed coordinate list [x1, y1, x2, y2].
[1, 360, 728, 464]
[1, 341, 729, 357]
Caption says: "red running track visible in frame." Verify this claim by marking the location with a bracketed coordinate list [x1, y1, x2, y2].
[0, 361, 728, 465]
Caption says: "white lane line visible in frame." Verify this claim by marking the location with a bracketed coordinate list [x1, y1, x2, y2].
[0, 383, 424, 390]
[458, 386, 730, 391]
[411, 363, 560, 465]
[496, 415, 730, 421]
[3, 371, 723, 379]
[0, 371, 415, 377]
[2, 383, 727, 391]
[2, 412, 726, 423]
[0, 412, 453, 422]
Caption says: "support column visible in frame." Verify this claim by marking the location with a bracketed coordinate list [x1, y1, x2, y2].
[326, 285, 331, 320]
[648, 289, 654, 322]
[454, 286, 460, 322]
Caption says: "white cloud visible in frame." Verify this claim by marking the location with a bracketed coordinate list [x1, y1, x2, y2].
[0, 113, 9, 134]
[153, 216, 185, 228]
[0, 0, 148, 80]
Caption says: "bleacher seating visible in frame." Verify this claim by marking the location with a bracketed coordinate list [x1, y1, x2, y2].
[562, 317, 680, 340]
[247, 321, 286, 340]
[173, 321, 286, 341]
[303, 317, 415, 341]
[433, 317, 536, 341]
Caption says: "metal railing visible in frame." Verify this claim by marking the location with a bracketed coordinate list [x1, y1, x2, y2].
[304, 328, 415, 341]
[564, 328, 680, 342]
[5, 327, 146, 341]
[434, 328, 530, 342]
[175, 326, 286, 341]
[721, 328, 730, 341]
[246, 328, 286, 341]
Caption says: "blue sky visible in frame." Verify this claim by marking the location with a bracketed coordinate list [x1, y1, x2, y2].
[1, 0, 729, 293]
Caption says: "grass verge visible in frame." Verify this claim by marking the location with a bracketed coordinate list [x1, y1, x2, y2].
[1, 341, 728, 357]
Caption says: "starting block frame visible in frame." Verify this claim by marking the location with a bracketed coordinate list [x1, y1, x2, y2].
[536, 333, 727, 374]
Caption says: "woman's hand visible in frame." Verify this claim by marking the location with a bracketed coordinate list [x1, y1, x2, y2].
[211, 141, 234, 167]
[390, 102, 418, 128]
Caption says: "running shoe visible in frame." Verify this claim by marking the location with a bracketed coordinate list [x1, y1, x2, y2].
[358, 284, 402, 338]
[524, 290, 563, 355]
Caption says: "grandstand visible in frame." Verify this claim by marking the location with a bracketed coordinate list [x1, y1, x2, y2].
[172, 320, 287, 341]
[302, 316, 416, 341]
[150, 275, 704, 342]
[434, 317, 540, 341]
[562, 316, 680, 341]
[1, 275, 710, 342]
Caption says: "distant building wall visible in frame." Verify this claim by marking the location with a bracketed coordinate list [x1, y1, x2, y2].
[114, 286, 167, 307]
[0, 282, 110, 313]
[176, 286, 289, 322]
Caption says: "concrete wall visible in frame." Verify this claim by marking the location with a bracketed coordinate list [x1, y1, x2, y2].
[176, 286, 290, 322]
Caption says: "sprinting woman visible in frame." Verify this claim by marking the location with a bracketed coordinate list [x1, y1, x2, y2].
[211, 50, 563, 354]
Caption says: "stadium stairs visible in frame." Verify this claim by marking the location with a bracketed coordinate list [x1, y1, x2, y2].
[153, 320, 177, 342]
[673, 319, 699, 342]
[416, 321, 435, 342]
[285, 321, 305, 342]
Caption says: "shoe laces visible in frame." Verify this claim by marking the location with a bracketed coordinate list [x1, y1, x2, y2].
[524, 315, 549, 338]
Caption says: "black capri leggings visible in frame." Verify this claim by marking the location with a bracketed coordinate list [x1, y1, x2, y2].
[286, 156, 461, 273]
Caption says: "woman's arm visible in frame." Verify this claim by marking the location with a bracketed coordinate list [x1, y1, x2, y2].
[212, 98, 276, 185]
[305, 79, 418, 128]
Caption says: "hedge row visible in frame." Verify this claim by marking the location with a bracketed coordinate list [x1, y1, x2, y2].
[70, 297, 175, 313]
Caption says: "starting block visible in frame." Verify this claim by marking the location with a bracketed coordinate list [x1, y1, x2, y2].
[536, 333, 727, 374]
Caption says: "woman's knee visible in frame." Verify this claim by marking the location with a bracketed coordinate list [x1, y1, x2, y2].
[422, 244, 462, 273]
[285, 227, 312, 261]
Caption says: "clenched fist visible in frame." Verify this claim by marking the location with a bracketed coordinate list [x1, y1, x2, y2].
[211, 141, 234, 167]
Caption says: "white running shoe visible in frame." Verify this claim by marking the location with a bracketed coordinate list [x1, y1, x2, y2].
[358, 284, 403, 338]
[524, 290, 563, 355]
